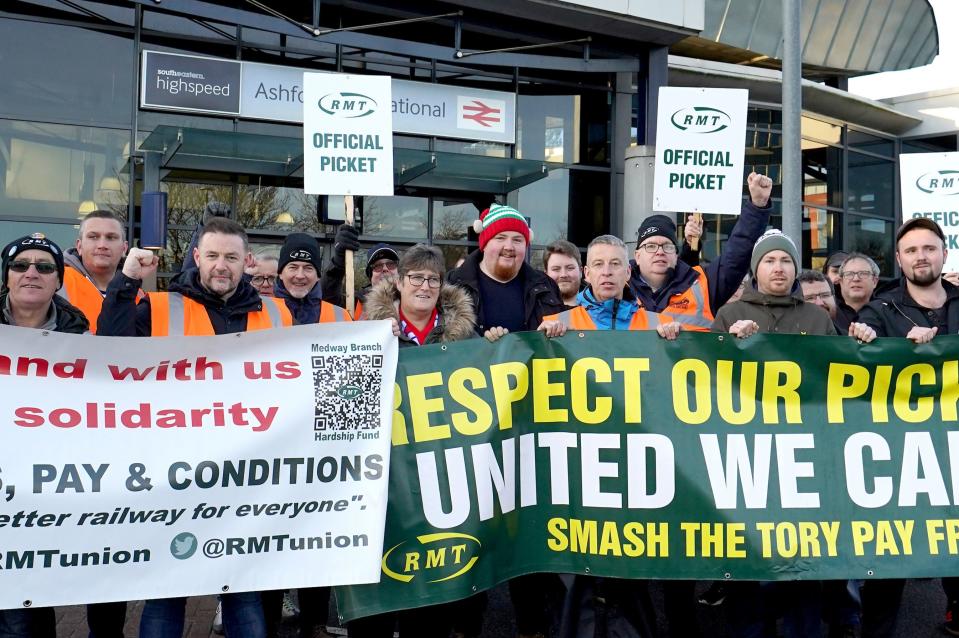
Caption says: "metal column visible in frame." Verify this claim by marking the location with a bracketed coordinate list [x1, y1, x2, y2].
[782, 0, 803, 256]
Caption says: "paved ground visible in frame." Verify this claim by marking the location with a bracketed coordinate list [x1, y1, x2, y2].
[48, 578, 950, 637]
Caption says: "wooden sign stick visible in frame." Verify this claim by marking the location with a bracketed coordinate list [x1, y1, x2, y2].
[344, 195, 355, 314]
[690, 212, 703, 252]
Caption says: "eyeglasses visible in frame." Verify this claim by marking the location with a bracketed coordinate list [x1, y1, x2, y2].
[840, 270, 875, 280]
[637, 242, 677, 254]
[251, 275, 276, 286]
[406, 274, 442, 289]
[804, 292, 834, 302]
[372, 262, 397, 274]
[9, 260, 57, 275]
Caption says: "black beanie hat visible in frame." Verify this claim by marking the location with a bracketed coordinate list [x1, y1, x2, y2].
[2, 232, 66, 290]
[278, 233, 322, 275]
[366, 243, 399, 278]
[636, 214, 677, 248]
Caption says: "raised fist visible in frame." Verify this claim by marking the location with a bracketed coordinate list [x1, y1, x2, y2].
[747, 172, 773, 207]
[122, 247, 158, 280]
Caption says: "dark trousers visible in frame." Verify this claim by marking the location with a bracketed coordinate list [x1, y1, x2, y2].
[87, 601, 127, 637]
[661, 580, 700, 638]
[0, 608, 56, 638]
[348, 604, 452, 638]
[861, 579, 905, 638]
[509, 573, 563, 635]
[262, 587, 330, 638]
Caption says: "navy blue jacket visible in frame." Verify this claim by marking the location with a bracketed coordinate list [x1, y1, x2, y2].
[97, 269, 268, 336]
[628, 199, 771, 313]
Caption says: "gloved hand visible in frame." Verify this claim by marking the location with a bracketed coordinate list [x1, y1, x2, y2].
[332, 223, 360, 268]
[204, 201, 231, 219]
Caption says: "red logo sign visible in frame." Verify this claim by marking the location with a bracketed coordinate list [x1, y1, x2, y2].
[462, 100, 501, 127]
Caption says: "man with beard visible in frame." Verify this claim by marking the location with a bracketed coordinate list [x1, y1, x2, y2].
[448, 204, 565, 341]
[446, 204, 565, 638]
[851, 217, 959, 637]
[98, 216, 292, 337]
[543, 240, 582, 306]
[97, 217, 291, 637]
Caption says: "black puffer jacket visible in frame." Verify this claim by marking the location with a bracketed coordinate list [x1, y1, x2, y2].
[0, 291, 89, 334]
[98, 268, 268, 336]
[859, 278, 959, 337]
[447, 249, 565, 335]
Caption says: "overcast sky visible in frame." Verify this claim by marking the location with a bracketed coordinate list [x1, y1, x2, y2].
[848, 0, 957, 99]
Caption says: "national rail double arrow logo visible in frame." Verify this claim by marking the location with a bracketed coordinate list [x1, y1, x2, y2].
[461, 100, 501, 127]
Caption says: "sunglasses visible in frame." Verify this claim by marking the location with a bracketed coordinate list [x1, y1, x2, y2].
[9, 260, 57, 275]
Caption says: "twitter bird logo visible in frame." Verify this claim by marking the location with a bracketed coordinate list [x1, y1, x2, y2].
[170, 532, 198, 560]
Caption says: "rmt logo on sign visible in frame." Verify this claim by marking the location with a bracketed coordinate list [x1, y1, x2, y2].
[915, 170, 959, 195]
[318, 92, 377, 118]
[670, 106, 731, 134]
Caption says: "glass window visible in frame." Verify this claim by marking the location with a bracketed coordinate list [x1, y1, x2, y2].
[517, 95, 580, 164]
[0, 221, 80, 251]
[432, 200, 479, 241]
[434, 139, 508, 158]
[516, 169, 570, 245]
[0, 19, 134, 126]
[844, 213, 894, 276]
[236, 185, 325, 233]
[847, 152, 894, 217]
[902, 135, 958, 154]
[804, 206, 837, 270]
[802, 142, 843, 209]
[162, 181, 232, 230]
[362, 195, 428, 241]
[747, 107, 782, 130]
[745, 129, 783, 198]
[568, 170, 610, 247]
[0, 120, 130, 221]
[848, 129, 894, 157]
[143, 11, 234, 42]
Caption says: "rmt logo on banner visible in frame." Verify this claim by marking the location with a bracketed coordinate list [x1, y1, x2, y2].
[313, 354, 383, 440]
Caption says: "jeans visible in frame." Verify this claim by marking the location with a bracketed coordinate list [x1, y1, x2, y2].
[139, 593, 266, 638]
[0, 608, 56, 638]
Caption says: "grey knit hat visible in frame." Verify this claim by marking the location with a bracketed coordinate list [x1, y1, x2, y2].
[750, 229, 800, 275]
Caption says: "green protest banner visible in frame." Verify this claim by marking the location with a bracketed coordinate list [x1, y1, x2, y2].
[337, 330, 959, 621]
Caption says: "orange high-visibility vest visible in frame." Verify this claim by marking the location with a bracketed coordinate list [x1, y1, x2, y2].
[318, 300, 353, 323]
[149, 293, 293, 336]
[543, 304, 660, 331]
[58, 268, 107, 334]
[59, 267, 145, 334]
[658, 266, 714, 332]
[351, 300, 364, 320]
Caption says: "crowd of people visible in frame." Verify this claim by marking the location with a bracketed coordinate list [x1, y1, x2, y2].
[1, 168, 957, 637]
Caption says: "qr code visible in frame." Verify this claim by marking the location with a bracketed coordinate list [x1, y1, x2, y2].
[313, 354, 383, 431]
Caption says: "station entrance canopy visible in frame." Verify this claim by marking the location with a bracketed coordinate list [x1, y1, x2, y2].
[139, 126, 556, 194]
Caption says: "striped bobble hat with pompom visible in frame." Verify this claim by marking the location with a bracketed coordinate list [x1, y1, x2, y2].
[472, 204, 532, 250]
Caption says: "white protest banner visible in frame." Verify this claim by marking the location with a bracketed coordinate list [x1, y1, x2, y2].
[0, 321, 396, 609]
[900, 152, 959, 271]
[653, 87, 748, 215]
[303, 73, 394, 196]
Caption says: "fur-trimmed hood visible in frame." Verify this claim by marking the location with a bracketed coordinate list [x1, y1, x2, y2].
[363, 279, 476, 345]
